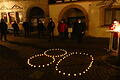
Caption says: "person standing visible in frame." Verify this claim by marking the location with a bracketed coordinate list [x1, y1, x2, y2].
[23, 21, 30, 37]
[109, 19, 120, 49]
[47, 18, 55, 41]
[58, 19, 67, 40]
[72, 19, 86, 42]
[0, 19, 8, 41]
[12, 21, 19, 36]
[109, 19, 120, 38]
[37, 20, 46, 38]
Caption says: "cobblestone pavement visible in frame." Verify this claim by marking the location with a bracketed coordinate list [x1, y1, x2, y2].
[0, 34, 120, 80]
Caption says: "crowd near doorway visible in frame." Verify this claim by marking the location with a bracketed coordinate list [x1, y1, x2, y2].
[28, 7, 45, 31]
[59, 7, 87, 40]
[61, 8, 86, 28]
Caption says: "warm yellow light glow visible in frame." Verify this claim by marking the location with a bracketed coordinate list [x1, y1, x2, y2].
[55, 52, 94, 77]
[27, 49, 94, 77]
[44, 48, 67, 58]
[74, 74, 76, 76]
[59, 71, 61, 73]
[68, 74, 70, 76]
[27, 53, 55, 68]
[112, 20, 120, 31]
[79, 73, 81, 75]
[63, 73, 65, 75]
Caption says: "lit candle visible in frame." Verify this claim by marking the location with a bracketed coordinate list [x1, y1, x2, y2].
[79, 73, 81, 75]
[74, 74, 76, 76]
[68, 73, 70, 76]
[83, 71, 85, 73]
[63, 73, 65, 75]
[59, 71, 61, 73]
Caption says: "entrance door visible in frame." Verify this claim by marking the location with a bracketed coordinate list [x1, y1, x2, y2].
[62, 8, 86, 27]
[28, 7, 45, 31]
[61, 8, 87, 39]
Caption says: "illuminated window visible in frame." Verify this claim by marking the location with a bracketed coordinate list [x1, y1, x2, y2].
[1, 12, 7, 22]
[7, 12, 23, 24]
[8, 12, 15, 24]
[104, 8, 120, 25]
[16, 12, 23, 23]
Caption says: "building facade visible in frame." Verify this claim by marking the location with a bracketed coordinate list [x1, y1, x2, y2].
[1, 0, 120, 38]
[49, 0, 120, 37]
[0, 0, 49, 29]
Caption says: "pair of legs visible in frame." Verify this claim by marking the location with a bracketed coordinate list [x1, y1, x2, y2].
[59, 32, 65, 40]
[48, 31, 54, 41]
[0, 33, 7, 41]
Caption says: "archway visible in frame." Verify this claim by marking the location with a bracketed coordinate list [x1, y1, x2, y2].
[27, 7, 45, 31]
[62, 8, 85, 27]
[58, 4, 88, 28]
[28, 7, 45, 19]
[58, 4, 88, 39]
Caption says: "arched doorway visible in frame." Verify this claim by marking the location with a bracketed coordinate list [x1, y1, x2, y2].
[58, 4, 88, 27]
[29, 7, 45, 19]
[27, 7, 45, 31]
[62, 8, 85, 28]
[58, 4, 88, 39]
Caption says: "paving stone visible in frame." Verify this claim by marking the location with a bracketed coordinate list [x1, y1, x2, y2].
[0, 34, 120, 80]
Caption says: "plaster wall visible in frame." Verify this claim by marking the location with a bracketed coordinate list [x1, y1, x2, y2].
[49, 1, 111, 37]
[0, 0, 49, 30]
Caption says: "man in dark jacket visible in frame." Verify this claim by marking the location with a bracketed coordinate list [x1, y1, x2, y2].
[47, 18, 55, 41]
[58, 19, 67, 40]
[0, 19, 8, 41]
[12, 21, 19, 36]
[23, 21, 30, 37]
[72, 19, 86, 41]
[37, 20, 46, 38]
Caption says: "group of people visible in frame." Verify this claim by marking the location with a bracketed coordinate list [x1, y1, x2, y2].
[0, 19, 21, 41]
[15, 18, 55, 40]
[37, 18, 55, 40]
[57, 18, 87, 41]
[0, 18, 56, 41]
[0, 18, 87, 42]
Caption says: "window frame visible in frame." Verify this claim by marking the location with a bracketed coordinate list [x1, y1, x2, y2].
[104, 8, 120, 26]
